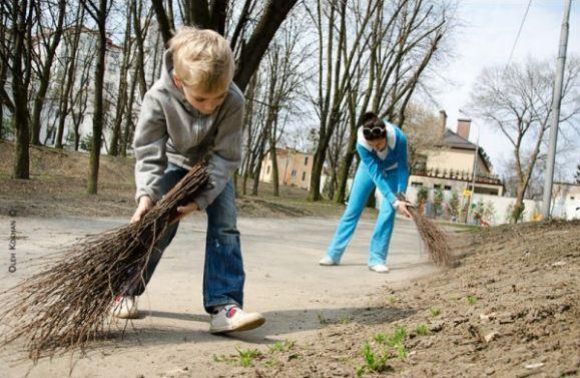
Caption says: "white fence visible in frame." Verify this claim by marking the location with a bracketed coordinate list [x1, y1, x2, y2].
[321, 175, 579, 225]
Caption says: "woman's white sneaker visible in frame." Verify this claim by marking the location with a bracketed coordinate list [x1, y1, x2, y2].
[209, 305, 265, 334]
[369, 264, 389, 273]
[319, 256, 338, 266]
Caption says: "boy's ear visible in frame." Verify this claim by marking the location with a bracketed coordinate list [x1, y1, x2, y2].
[172, 74, 182, 89]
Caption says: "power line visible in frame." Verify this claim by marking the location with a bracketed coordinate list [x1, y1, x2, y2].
[507, 0, 533, 65]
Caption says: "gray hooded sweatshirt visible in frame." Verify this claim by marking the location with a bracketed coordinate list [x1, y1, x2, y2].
[133, 51, 244, 210]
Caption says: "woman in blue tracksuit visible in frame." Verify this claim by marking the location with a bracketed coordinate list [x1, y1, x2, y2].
[319, 112, 411, 273]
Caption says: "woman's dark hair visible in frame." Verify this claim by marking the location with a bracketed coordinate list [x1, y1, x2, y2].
[360, 112, 386, 141]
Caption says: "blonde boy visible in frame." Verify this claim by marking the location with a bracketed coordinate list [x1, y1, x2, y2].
[113, 27, 265, 334]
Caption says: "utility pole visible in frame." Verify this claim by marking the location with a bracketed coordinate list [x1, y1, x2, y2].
[542, 0, 572, 219]
[466, 131, 480, 223]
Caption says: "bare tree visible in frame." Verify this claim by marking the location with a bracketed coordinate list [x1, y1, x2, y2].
[403, 104, 446, 170]
[68, 51, 94, 150]
[132, 0, 154, 99]
[263, 21, 305, 196]
[109, 0, 134, 156]
[1, 0, 37, 179]
[84, 0, 111, 194]
[120, 67, 139, 157]
[332, 0, 448, 204]
[29, 0, 67, 145]
[0, 6, 12, 140]
[54, 2, 86, 149]
[240, 73, 262, 195]
[470, 58, 580, 223]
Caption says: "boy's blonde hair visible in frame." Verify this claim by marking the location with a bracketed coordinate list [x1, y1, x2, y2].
[169, 26, 235, 93]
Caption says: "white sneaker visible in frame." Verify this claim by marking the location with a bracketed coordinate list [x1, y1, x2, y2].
[319, 256, 338, 266]
[369, 264, 389, 273]
[209, 305, 265, 334]
[111, 296, 139, 319]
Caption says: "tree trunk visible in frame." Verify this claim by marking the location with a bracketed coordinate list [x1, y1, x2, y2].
[30, 0, 67, 145]
[132, 0, 148, 99]
[120, 72, 138, 157]
[55, 5, 85, 149]
[110, 1, 133, 156]
[233, 1, 299, 91]
[87, 0, 108, 195]
[252, 137, 267, 196]
[269, 138, 279, 196]
[11, 0, 33, 179]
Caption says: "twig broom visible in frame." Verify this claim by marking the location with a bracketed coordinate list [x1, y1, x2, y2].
[398, 195, 452, 267]
[0, 163, 209, 361]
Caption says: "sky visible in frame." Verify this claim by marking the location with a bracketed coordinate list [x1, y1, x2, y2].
[433, 0, 579, 180]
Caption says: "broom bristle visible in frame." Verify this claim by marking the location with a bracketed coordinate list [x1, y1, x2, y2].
[0, 163, 209, 361]
[408, 206, 452, 267]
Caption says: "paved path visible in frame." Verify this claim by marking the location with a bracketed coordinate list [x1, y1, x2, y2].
[0, 214, 437, 377]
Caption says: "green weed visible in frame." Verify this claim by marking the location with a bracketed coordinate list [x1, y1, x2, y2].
[235, 347, 262, 368]
[416, 324, 429, 336]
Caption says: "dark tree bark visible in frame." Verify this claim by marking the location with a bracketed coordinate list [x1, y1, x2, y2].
[8, 0, 35, 179]
[55, 3, 86, 149]
[30, 0, 67, 145]
[151, 0, 299, 92]
[120, 68, 139, 157]
[110, 0, 134, 156]
[85, 0, 109, 194]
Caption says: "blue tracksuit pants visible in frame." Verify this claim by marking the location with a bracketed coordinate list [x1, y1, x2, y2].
[326, 163, 398, 266]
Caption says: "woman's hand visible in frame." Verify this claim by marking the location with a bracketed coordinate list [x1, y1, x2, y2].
[131, 196, 154, 224]
[395, 200, 412, 218]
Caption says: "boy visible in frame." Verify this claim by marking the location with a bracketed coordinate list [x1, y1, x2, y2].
[113, 27, 265, 334]
[319, 112, 412, 273]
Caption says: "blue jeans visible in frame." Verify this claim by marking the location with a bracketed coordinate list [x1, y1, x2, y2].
[128, 163, 245, 313]
[326, 164, 397, 266]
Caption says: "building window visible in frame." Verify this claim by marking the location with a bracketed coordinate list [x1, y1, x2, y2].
[304, 157, 308, 165]
[302, 172, 306, 181]
[433, 184, 441, 189]
[266, 166, 270, 174]
[291, 169, 296, 178]
[571, 196, 575, 200]
[444, 185, 452, 191]
[411, 182, 423, 187]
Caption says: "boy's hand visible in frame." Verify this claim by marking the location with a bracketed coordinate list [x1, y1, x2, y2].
[394, 200, 413, 218]
[131, 196, 154, 224]
[176, 201, 199, 220]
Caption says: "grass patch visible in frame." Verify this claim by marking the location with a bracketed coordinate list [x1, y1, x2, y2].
[415, 324, 429, 336]
[236, 347, 262, 368]
[466, 295, 478, 305]
[357, 342, 390, 376]
[268, 340, 295, 353]
[429, 307, 441, 317]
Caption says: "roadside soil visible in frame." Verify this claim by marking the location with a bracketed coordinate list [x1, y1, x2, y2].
[1, 141, 578, 377]
[236, 220, 580, 378]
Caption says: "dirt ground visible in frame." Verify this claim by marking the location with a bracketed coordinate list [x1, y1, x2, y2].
[235, 220, 579, 378]
[1, 142, 579, 377]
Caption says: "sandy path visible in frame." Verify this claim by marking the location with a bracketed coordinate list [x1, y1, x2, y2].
[0, 214, 437, 377]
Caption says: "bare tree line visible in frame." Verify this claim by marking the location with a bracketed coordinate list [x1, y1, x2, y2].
[470, 57, 580, 222]
[1, 0, 452, 200]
